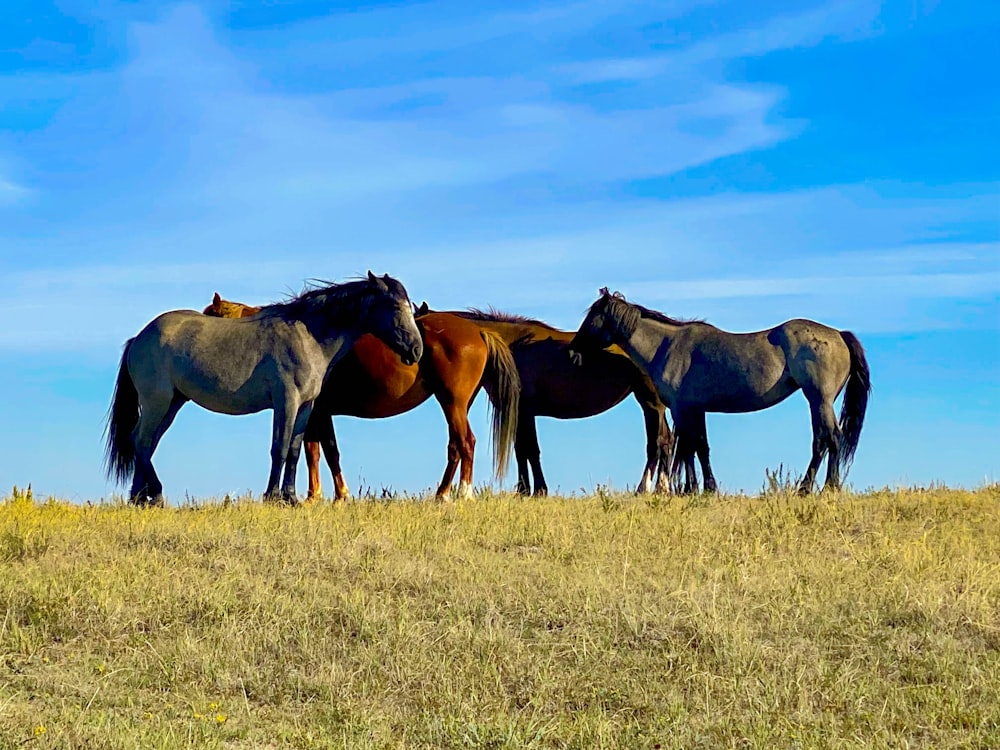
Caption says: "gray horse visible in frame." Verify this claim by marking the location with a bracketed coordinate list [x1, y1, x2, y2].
[104, 272, 423, 506]
[570, 289, 870, 494]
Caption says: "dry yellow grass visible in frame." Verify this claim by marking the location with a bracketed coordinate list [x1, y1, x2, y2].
[1, 484, 998, 749]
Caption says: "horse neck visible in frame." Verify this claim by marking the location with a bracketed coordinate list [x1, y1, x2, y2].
[616, 316, 678, 369]
[295, 304, 371, 362]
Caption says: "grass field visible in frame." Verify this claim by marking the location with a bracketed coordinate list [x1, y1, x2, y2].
[1, 484, 998, 749]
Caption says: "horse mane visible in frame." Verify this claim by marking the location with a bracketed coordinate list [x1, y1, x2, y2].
[630, 301, 698, 328]
[455, 307, 559, 331]
[258, 276, 406, 324]
[595, 290, 699, 339]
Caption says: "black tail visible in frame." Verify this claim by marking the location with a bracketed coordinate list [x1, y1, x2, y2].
[838, 330, 871, 477]
[103, 339, 138, 486]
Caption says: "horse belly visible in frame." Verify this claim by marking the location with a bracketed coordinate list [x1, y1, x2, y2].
[681, 348, 793, 413]
[681, 368, 797, 414]
[169, 360, 281, 415]
[319, 349, 429, 418]
[530, 367, 631, 419]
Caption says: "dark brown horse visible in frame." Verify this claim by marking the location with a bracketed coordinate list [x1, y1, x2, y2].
[203, 294, 520, 500]
[433, 307, 674, 496]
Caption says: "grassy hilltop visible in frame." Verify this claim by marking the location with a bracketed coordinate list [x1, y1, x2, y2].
[1, 485, 998, 749]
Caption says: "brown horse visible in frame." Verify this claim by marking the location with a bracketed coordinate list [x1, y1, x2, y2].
[433, 307, 674, 496]
[203, 293, 520, 500]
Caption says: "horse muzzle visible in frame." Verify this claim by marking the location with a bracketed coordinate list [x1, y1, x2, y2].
[400, 342, 422, 366]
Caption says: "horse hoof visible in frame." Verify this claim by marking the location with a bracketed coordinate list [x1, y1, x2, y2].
[129, 493, 164, 508]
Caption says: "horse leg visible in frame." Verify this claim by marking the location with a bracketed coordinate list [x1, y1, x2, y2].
[265, 397, 297, 502]
[513, 410, 533, 495]
[668, 433, 697, 494]
[654, 411, 674, 493]
[432, 390, 477, 501]
[454, 396, 478, 501]
[429, 392, 461, 501]
[820, 400, 843, 492]
[278, 401, 314, 503]
[309, 414, 351, 500]
[636, 404, 662, 494]
[130, 389, 185, 507]
[690, 411, 718, 494]
[304, 440, 323, 502]
[434, 394, 476, 501]
[516, 415, 547, 497]
[798, 389, 837, 495]
[302, 411, 325, 501]
[670, 407, 700, 495]
[683, 447, 698, 494]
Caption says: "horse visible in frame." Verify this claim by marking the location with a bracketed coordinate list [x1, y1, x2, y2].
[105, 273, 423, 506]
[569, 289, 871, 494]
[203, 294, 521, 501]
[430, 307, 674, 496]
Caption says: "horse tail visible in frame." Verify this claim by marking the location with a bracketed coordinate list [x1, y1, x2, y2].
[104, 338, 138, 485]
[480, 329, 521, 481]
[837, 330, 871, 477]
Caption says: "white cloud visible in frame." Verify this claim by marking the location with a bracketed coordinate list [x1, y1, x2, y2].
[3, 184, 994, 351]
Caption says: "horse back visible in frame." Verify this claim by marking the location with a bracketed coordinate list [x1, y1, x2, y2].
[130, 310, 326, 412]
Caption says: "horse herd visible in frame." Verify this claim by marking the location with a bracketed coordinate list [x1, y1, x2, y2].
[104, 272, 870, 506]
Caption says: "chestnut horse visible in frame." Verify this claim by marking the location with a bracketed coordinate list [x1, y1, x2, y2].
[432, 307, 674, 496]
[203, 294, 520, 500]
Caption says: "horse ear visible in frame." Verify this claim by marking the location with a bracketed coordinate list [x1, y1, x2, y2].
[213, 292, 222, 304]
[367, 270, 389, 291]
[416, 301, 429, 315]
[599, 286, 610, 297]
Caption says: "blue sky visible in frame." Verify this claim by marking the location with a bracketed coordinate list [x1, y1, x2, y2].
[1, 0, 997, 501]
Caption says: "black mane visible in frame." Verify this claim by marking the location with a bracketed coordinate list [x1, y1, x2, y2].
[258, 276, 407, 323]
[629, 301, 698, 328]
[593, 291, 700, 340]
[455, 307, 558, 331]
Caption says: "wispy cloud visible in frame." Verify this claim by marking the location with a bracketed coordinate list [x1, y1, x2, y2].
[0, 176, 29, 204]
[0, 2, 804, 267]
[560, 0, 882, 83]
[1, 2, 995, 346]
[2, 183, 995, 350]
